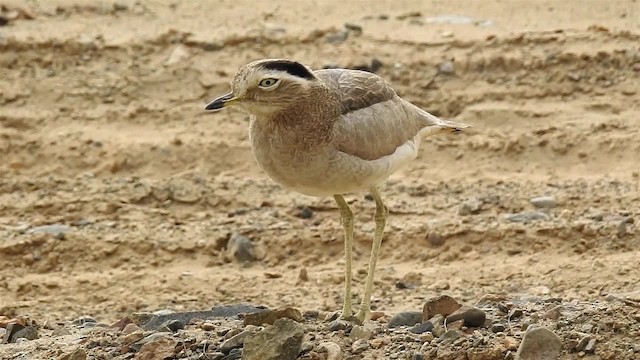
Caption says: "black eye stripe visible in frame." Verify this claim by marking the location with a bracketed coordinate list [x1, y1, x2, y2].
[260, 60, 315, 80]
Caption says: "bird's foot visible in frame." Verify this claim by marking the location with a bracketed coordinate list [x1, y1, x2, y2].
[354, 308, 369, 323]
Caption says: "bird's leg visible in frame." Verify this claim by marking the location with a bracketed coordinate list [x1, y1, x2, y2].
[355, 187, 388, 322]
[334, 194, 354, 319]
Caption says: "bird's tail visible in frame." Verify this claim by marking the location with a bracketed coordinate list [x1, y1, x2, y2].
[417, 108, 472, 138]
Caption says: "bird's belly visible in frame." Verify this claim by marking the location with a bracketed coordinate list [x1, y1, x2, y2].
[251, 143, 389, 197]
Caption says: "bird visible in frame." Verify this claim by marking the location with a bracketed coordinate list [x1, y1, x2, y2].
[204, 59, 470, 322]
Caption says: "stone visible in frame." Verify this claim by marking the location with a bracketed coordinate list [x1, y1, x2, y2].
[3, 323, 38, 343]
[319, 341, 342, 360]
[296, 206, 314, 219]
[27, 224, 70, 238]
[446, 306, 486, 327]
[426, 232, 445, 247]
[242, 318, 305, 360]
[396, 271, 421, 289]
[514, 326, 562, 360]
[220, 329, 256, 353]
[508, 308, 524, 319]
[243, 307, 303, 326]
[227, 233, 255, 262]
[159, 319, 184, 332]
[119, 331, 144, 344]
[388, 311, 422, 328]
[72, 316, 97, 326]
[458, 198, 482, 215]
[349, 325, 373, 340]
[505, 211, 549, 222]
[576, 336, 596, 353]
[422, 295, 461, 321]
[136, 334, 177, 360]
[530, 196, 556, 209]
[428, 314, 446, 337]
[542, 305, 563, 320]
[140, 305, 266, 330]
[351, 339, 369, 353]
[491, 323, 506, 333]
[409, 322, 433, 334]
[200, 321, 216, 331]
[328, 320, 352, 332]
[121, 323, 142, 335]
[56, 348, 87, 360]
[436, 329, 463, 343]
[437, 61, 455, 75]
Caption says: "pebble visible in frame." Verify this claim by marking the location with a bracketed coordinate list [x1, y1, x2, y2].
[543, 305, 563, 320]
[135, 334, 176, 359]
[243, 318, 304, 360]
[422, 295, 461, 321]
[388, 311, 423, 328]
[56, 348, 86, 360]
[121, 323, 142, 335]
[446, 306, 486, 327]
[458, 198, 482, 215]
[227, 233, 255, 262]
[395, 271, 421, 289]
[3, 323, 38, 343]
[119, 330, 144, 344]
[505, 211, 549, 222]
[72, 316, 97, 326]
[295, 206, 314, 219]
[530, 196, 556, 208]
[426, 232, 445, 247]
[436, 329, 463, 343]
[351, 339, 369, 353]
[328, 319, 352, 332]
[200, 321, 216, 331]
[437, 60, 455, 75]
[514, 326, 562, 360]
[159, 319, 184, 332]
[427, 314, 446, 337]
[244, 307, 303, 326]
[508, 308, 524, 320]
[350, 325, 373, 340]
[220, 329, 256, 354]
[409, 322, 433, 334]
[27, 224, 70, 238]
[491, 323, 506, 333]
[319, 341, 342, 360]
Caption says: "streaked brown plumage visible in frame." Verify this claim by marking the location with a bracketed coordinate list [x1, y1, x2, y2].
[205, 59, 470, 322]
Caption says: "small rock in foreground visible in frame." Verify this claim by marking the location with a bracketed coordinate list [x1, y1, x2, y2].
[388, 311, 422, 328]
[243, 307, 303, 326]
[422, 295, 461, 321]
[242, 318, 304, 360]
[514, 326, 562, 360]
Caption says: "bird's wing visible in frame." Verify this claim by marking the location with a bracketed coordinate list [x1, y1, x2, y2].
[316, 69, 465, 161]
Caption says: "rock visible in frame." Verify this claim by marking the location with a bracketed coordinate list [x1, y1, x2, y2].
[243, 307, 303, 326]
[491, 323, 506, 333]
[328, 320, 352, 332]
[242, 318, 305, 360]
[530, 196, 556, 209]
[426, 232, 445, 247]
[164, 45, 191, 66]
[508, 308, 524, 319]
[220, 329, 256, 354]
[409, 322, 433, 334]
[428, 314, 446, 337]
[436, 329, 463, 343]
[159, 319, 184, 332]
[514, 326, 562, 360]
[119, 329, 144, 344]
[458, 198, 482, 215]
[349, 325, 373, 340]
[505, 211, 549, 222]
[344, 22, 363, 33]
[136, 334, 177, 360]
[395, 271, 421, 289]
[56, 348, 87, 360]
[388, 311, 422, 328]
[200, 321, 216, 331]
[27, 224, 70, 238]
[437, 60, 455, 75]
[422, 295, 461, 321]
[227, 233, 255, 262]
[542, 305, 563, 320]
[295, 206, 313, 219]
[121, 323, 142, 335]
[140, 305, 267, 330]
[3, 323, 38, 343]
[446, 306, 486, 327]
[222, 348, 242, 359]
[72, 316, 97, 326]
[576, 336, 596, 353]
[297, 268, 309, 282]
[352, 339, 369, 353]
[318, 341, 342, 360]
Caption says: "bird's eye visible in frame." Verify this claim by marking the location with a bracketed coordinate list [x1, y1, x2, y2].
[258, 78, 279, 88]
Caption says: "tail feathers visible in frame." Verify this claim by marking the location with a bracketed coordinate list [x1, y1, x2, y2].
[416, 106, 471, 134]
[440, 119, 472, 132]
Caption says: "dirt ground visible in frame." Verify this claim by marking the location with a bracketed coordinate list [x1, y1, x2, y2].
[1, 0, 639, 359]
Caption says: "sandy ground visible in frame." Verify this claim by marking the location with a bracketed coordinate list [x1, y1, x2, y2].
[0, 0, 639, 359]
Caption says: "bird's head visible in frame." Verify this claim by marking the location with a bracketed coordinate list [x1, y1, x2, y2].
[205, 59, 317, 117]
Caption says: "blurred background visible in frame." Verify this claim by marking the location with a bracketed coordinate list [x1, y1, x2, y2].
[0, 0, 639, 358]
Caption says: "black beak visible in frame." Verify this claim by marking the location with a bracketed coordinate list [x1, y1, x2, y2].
[205, 93, 236, 111]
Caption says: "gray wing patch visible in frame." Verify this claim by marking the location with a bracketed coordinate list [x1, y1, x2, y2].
[316, 69, 396, 115]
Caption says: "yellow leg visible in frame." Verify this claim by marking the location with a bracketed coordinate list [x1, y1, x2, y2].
[334, 194, 354, 319]
[355, 187, 388, 322]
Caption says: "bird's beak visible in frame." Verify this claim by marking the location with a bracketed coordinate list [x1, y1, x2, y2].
[204, 93, 239, 111]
